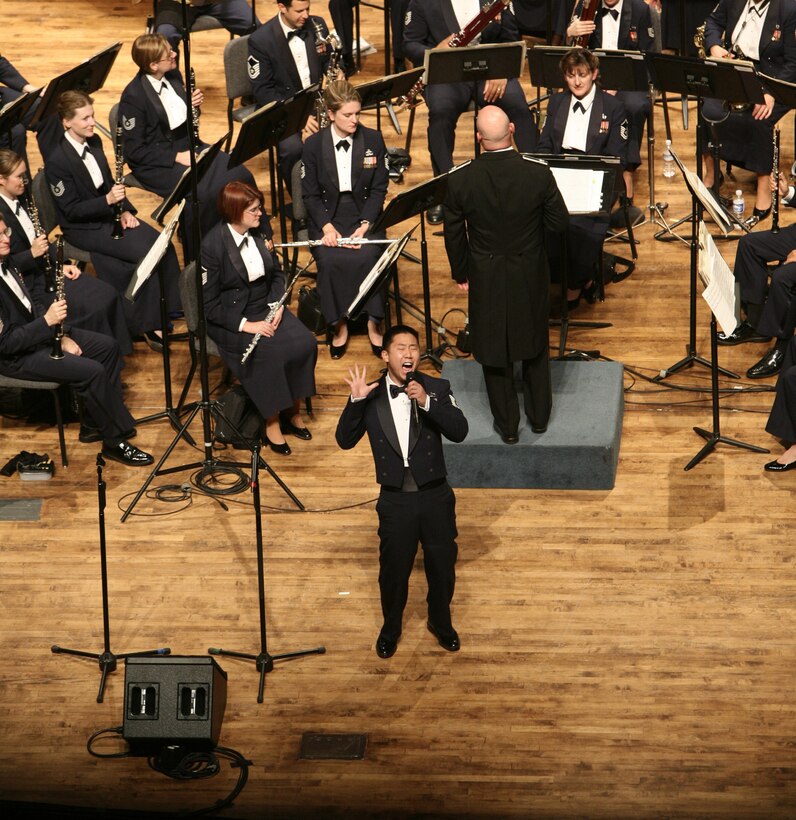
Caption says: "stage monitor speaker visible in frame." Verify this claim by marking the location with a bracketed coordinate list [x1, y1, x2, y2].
[123, 656, 227, 755]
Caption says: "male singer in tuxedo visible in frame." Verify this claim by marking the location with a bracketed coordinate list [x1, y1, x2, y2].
[336, 325, 468, 659]
[445, 106, 569, 442]
[248, 0, 332, 181]
[403, 0, 537, 223]
[0, 216, 152, 465]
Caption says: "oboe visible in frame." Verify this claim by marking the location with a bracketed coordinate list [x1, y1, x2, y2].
[772, 127, 781, 235]
[24, 176, 54, 292]
[111, 124, 124, 240]
[189, 67, 201, 144]
[50, 237, 65, 360]
[240, 267, 302, 364]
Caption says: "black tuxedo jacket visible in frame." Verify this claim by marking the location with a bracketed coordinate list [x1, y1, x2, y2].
[336, 371, 468, 488]
[565, 0, 655, 51]
[247, 14, 329, 107]
[0, 198, 47, 276]
[705, 0, 796, 84]
[119, 70, 194, 172]
[0, 55, 28, 92]
[537, 88, 629, 167]
[403, 0, 520, 67]
[301, 124, 389, 236]
[0, 262, 52, 364]
[43, 134, 135, 232]
[201, 219, 283, 354]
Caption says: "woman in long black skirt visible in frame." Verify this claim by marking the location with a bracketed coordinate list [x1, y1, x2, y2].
[202, 181, 317, 456]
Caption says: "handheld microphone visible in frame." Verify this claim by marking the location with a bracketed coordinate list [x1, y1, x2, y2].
[405, 371, 419, 424]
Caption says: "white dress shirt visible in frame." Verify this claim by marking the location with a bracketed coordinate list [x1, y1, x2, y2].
[386, 373, 413, 466]
[731, 0, 771, 62]
[279, 14, 312, 89]
[562, 84, 597, 152]
[146, 73, 188, 130]
[599, 1, 623, 50]
[64, 131, 104, 189]
[0, 263, 32, 312]
[0, 195, 35, 244]
[331, 128, 353, 192]
[228, 224, 266, 331]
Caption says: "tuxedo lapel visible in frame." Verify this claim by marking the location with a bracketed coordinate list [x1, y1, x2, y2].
[375, 379, 402, 457]
[321, 128, 340, 194]
[140, 74, 173, 135]
[351, 127, 365, 191]
[441, 0, 460, 37]
[61, 138, 100, 195]
[760, 0, 781, 58]
[272, 22, 304, 90]
[222, 227, 250, 285]
[0, 266, 34, 319]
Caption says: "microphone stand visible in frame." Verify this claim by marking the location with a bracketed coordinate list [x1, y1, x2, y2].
[51, 454, 170, 703]
[209, 444, 325, 703]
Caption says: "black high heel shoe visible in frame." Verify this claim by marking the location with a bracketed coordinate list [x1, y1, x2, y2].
[743, 206, 771, 229]
[582, 280, 598, 304]
[327, 326, 348, 359]
[264, 435, 291, 456]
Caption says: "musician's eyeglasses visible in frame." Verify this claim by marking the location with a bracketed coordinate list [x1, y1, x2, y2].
[244, 205, 263, 215]
[0, 227, 12, 237]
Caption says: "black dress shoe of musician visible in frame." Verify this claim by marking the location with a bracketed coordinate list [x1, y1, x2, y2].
[427, 621, 460, 652]
[529, 423, 547, 434]
[376, 634, 398, 659]
[427, 204, 444, 224]
[743, 206, 771, 229]
[266, 438, 292, 456]
[493, 422, 519, 444]
[329, 338, 348, 359]
[101, 441, 154, 467]
[280, 419, 312, 440]
[764, 457, 796, 472]
[80, 425, 136, 443]
[144, 331, 164, 353]
[582, 280, 598, 304]
[370, 342, 383, 357]
[716, 320, 770, 346]
[746, 346, 785, 379]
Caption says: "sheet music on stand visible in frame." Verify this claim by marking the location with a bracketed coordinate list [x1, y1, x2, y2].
[125, 200, 185, 301]
[670, 147, 733, 236]
[697, 220, 738, 337]
[549, 166, 605, 214]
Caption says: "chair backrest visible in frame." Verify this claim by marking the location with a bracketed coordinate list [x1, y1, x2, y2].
[109, 103, 121, 151]
[179, 261, 200, 335]
[290, 161, 308, 236]
[31, 169, 59, 235]
[223, 34, 253, 102]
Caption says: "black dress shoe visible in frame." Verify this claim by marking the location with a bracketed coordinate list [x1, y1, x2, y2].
[329, 335, 348, 359]
[266, 439, 291, 456]
[493, 422, 519, 444]
[716, 320, 770, 346]
[743, 206, 771, 229]
[427, 621, 460, 652]
[427, 204, 444, 224]
[376, 634, 398, 659]
[531, 425, 547, 434]
[144, 331, 164, 353]
[764, 458, 796, 472]
[101, 441, 154, 467]
[746, 347, 785, 379]
[79, 425, 103, 443]
[280, 419, 312, 440]
[370, 342, 383, 357]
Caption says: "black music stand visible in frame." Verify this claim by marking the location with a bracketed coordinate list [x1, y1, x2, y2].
[370, 172, 452, 368]
[654, 147, 739, 383]
[527, 153, 618, 358]
[356, 67, 424, 135]
[0, 89, 42, 145]
[646, 53, 763, 243]
[227, 88, 318, 269]
[209, 444, 325, 704]
[52, 454, 170, 703]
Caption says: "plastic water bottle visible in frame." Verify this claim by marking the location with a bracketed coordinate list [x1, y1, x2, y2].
[662, 140, 675, 178]
[733, 189, 745, 217]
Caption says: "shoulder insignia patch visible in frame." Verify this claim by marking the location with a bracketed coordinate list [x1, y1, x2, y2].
[247, 55, 260, 80]
[201, 266, 208, 286]
[404, 10, 411, 26]
[449, 393, 459, 409]
[620, 119, 629, 141]
[300, 161, 306, 180]
[123, 115, 135, 131]
[51, 181, 65, 198]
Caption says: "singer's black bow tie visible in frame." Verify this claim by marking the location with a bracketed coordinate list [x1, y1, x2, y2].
[389, 383, 407, 399]
[600, 7, 619, 20]
[336, 140, 350, 152]
[573, 101, 586, 114]
[287, 28, 307, 41]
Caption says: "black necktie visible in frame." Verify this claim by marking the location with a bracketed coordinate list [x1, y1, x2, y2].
[336, 140, 350, 152]
[600, 7, 619, 20]
[389, 384, 406, 399]
[573, 101, 585, 114]
[14, 201, 20, 215]
[287, 28, 306, 41]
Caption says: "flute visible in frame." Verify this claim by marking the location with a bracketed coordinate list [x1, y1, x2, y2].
[271, 238, 399, 249]
[240, 267, 303, 364]
[772, 127, 781, 235]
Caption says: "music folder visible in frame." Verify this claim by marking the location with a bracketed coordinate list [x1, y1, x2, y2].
[125, 201, 185, 302]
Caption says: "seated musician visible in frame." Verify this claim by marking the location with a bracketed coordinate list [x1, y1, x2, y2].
[390, 0, 411, 73]
[701, 0, 796, 228]
[763, 334, 796, 471]
[514, 0, 567, 42]
[248, 0, 333, 182]
[718, 170, 796, 379]
[536, 48, 628, 308]
[0, 52, 39, 163]
[403, 0, 537, 224]
[661, 0, 722, 56]
[301, 80, 389, 358]
[120, 34, 257, 243]
[152, 0, 260, 50]
[202, 181, 317, 456]
[0, 214, 153, 466]
[0, 149, 132, 355]
[40, 90, 180, 351]
[563, 0, 657, 226]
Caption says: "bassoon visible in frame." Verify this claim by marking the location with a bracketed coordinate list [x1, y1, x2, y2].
[568, 0, 600, 48]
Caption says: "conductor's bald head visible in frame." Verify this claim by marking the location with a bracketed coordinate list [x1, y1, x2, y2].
[476, 106, 514, 151]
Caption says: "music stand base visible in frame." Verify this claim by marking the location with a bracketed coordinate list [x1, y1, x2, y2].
[209, 645, 326, 704]
[684, 427, 770, 471]
[653, 352, 739, 381]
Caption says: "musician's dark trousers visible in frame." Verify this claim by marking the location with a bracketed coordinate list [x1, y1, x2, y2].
[425, 80, 537, 175]
[278, 134, 303, 190]
[766, 336, 796, 442]
[376, 481, 458, 642]
[156, 0, 258, 47]
[617, 90, 649, 168]
[483, 346, 552, 435]
[734, 225, 796, 340]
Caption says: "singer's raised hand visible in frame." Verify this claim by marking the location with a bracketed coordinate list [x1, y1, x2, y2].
[345, 363, 378, 400]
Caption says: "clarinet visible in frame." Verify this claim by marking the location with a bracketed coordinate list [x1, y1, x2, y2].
[772, 127, 781, 235]
[567, 0, 600, 48]
[111, 124, 124, 240]
[24, 176, 55, 292]
[396, 0, 510, 110]
[240, 267, 302, 364]
[50, 237, 65, 360]
[189, 67, 201, 144]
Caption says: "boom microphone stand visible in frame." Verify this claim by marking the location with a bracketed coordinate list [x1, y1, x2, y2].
[209, 444, 325, 703]
[51, 454, 170, 703]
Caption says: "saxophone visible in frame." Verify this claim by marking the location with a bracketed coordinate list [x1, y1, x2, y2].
[50, 237, 65, 361]
[24, 176, 55, 293]
[111, 123, 124, 240]
[312, 21, 342, 129]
